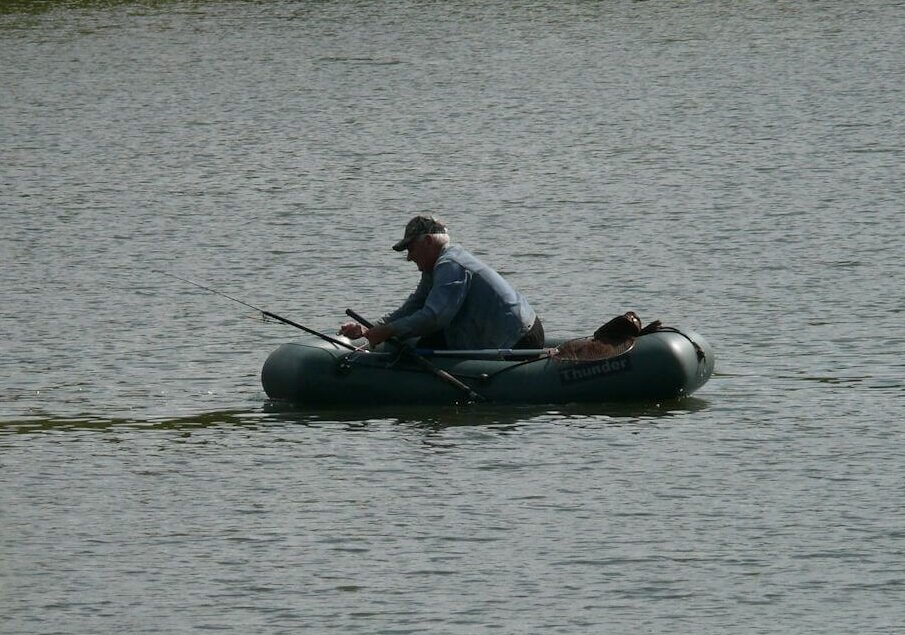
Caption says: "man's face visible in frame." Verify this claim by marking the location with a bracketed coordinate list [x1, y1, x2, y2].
[406, 235, 434, 272]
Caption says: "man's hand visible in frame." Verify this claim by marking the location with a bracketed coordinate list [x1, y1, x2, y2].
[339, 321, 394, 348]
[364, 323, 394, 347]
[338, 321, 366, 339]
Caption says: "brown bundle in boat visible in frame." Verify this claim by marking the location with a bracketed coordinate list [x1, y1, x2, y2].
[553, 312, 663, 361]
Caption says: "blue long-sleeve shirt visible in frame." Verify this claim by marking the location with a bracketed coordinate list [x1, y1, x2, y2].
[379, 244, 537, 349]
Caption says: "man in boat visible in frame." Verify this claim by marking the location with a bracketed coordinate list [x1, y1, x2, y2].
[339, 215, 543, 351]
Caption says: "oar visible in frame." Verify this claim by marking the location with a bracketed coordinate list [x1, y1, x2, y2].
[414, 348, 549, 359]
[345, 308, 485, 403]
[160, 271, 359, 351]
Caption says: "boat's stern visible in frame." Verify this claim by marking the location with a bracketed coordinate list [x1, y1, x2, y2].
[678, 330, 715, 397]
[648, 329, 713, 399]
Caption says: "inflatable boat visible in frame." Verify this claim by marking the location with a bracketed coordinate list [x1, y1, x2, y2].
[261, 328, 714, 406]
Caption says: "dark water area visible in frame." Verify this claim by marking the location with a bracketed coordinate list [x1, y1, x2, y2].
[2, 1, 903, 632]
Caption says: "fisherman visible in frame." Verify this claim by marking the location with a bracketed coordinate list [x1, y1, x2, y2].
[339, 215, 543, 350]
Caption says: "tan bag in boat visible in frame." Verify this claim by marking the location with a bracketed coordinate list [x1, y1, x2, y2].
[554, 311, 662, 361]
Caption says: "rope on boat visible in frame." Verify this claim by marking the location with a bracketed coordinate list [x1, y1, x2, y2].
[651, 326, 707, 361]
[464, 352, 554, 383]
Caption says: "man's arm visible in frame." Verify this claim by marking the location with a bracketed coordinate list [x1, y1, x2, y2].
[388, 261, 471, 340]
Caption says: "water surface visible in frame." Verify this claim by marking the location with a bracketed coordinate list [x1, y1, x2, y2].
[2, 1, 903, 632]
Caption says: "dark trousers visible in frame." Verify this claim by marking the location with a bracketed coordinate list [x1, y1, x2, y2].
[417, 317, 544, 350]
[515, 317, 545, 349]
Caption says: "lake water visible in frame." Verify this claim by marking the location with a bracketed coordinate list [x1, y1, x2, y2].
[2, 1, 903, 632]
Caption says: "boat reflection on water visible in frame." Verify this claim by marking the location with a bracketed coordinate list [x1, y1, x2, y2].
[262, 396, 712, 430]
[0, 396, 709, 435]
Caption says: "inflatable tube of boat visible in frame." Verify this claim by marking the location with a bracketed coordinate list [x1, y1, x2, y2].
[261, 329, 714, 406]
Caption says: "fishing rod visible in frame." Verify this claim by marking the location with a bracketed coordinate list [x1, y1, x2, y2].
[159, 271, 359, 352]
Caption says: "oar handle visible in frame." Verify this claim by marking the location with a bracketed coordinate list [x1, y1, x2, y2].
[345, 308, 375, 329]
[344, 308, 485, 403]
